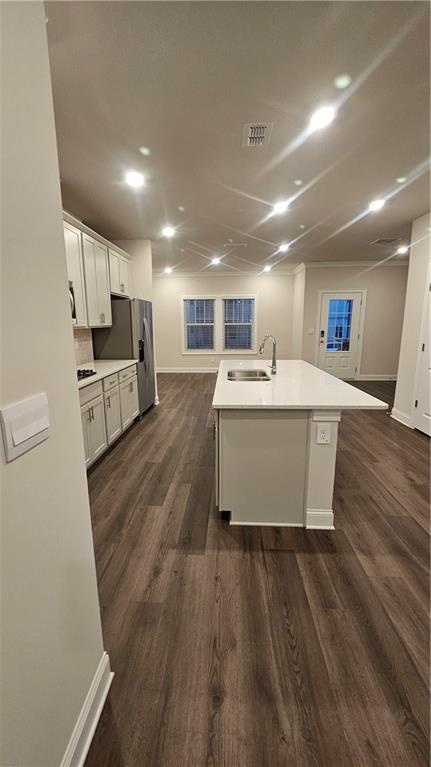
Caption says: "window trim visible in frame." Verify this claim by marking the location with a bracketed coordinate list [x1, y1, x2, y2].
[180, 294, 258, 355]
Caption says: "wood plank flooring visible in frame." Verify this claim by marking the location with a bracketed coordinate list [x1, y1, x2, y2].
[84, 375, 430, 767]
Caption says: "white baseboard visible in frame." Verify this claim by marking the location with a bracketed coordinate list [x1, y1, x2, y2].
[157, 367, 218, 373]
[229, 519, 303, 527]
[305, 509, 334, 529]
[60, 652, 113, 767]
[357, 374, 397, 381]
[390, 408, 413, 428]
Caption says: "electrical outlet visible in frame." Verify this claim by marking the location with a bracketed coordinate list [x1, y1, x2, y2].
[316, 423, 331, 445]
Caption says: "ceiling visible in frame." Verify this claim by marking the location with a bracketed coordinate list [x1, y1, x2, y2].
[46, 1, 430, 273]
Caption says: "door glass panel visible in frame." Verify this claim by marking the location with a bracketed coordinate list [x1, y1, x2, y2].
[326, 299, 353, 351]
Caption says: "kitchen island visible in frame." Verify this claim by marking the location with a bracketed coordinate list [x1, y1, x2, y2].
[212, 359, 387, 529]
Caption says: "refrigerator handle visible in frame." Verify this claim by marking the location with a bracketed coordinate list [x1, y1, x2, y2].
[142, 318, 150, 369]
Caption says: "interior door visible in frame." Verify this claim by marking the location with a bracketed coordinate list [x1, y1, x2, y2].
[412, 289, 430, 436]
[318, 292, 363, 379]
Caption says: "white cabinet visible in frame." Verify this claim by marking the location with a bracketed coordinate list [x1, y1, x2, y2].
[64, 222, 87, 327]
[104, 387, 122, 445]
[81, 407, 91, 468]
[109, 249, 131, 297]
[82, 233, 112, 327]
[119, 374, 139, 430]
[80, 394, 108, 467]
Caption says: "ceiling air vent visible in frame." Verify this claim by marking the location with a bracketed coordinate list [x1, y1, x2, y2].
[370, 237, 401, 246]
[242, 122, 273, 148]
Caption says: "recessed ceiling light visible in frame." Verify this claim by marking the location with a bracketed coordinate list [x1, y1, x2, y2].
[294, 179, 303, 187]
[125, 170, 145, 188]
[211, 257, 221, 265]
[368, 199, 385, 212]
[177, 205, 185, 212]
[161, 226, 175, 238]
[299, 224, 306, 229]
[278, 242, 289, 253]
[164, 266, 173, 274]
[309, 106, 336, 132]
[334, 74, 352, 89]
[263, 265, 272, 272]
[396, 177, 406, 184]
[272, 199, 290, 216]
[139, 146, 151, 156]
[396, 245, 409, 255]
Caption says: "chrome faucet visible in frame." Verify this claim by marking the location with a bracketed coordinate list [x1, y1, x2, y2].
[259, 335, 277, 375]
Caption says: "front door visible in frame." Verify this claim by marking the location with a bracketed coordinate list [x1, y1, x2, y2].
[318, 292, 363, 379]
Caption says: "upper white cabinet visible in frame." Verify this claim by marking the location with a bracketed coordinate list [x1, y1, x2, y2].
[64, 222, 87, 327]
[82, 233, 112, 327]
[109, 249, 131, 297]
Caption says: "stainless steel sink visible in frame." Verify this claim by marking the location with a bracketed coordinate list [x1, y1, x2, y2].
[227, 369, 271, 381]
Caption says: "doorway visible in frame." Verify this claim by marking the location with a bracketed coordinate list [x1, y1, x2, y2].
[411, 269, 430, 436]
[316, 291, 365, 379]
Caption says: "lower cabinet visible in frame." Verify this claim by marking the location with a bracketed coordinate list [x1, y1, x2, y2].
[104, 386, 122, 445]
[80, 394, 108, 468]
[119, 375, 139, 430]
[79, 366, 139, 470]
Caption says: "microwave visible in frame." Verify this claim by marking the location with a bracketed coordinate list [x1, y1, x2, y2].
[69, 280, 76, 324]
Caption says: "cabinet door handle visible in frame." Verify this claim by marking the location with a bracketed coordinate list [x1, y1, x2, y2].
[129, 381, 133, 392]
[100, 312, 105, 323]
[120, 283, 124, 292]
[91, 406, 94, 421]
[107, 396, 111, 409]
[88, 409, 92, 423]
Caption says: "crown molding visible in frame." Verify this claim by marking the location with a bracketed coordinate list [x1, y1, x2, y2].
[303, 259, 409, 268]
[153, 258, 408, 277]
[153, 269, 298, 277]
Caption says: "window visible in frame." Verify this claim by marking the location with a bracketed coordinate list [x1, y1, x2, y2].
[181, 295, 257, 354]
[184, 298, 215, 350]
[326, 299, 352, 351]
[223, 298, 255, 350]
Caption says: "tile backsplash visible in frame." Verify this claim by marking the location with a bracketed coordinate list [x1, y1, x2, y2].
[74, 328, 94, 366]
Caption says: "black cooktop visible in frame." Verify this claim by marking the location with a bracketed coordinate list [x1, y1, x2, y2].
[77, 368, 97, 381]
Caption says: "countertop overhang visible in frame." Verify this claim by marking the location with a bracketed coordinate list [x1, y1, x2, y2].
[212, 359, 388, 411]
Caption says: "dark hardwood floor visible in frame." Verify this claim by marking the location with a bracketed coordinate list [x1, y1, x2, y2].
[84, 374, 430, 767]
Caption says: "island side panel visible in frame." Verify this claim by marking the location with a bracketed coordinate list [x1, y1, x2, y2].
[304, 410, 341, 529]
[219, 409, 308, 526]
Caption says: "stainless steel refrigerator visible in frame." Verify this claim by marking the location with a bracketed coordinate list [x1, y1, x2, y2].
[93, 298, 156, 414]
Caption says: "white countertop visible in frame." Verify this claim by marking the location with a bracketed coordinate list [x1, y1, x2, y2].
[77, 359, 138, 389]
[212, 359, 388, 411]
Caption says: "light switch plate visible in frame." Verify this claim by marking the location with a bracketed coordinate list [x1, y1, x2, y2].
[316, 422, 331, 445]
[1, 393, 50, 462]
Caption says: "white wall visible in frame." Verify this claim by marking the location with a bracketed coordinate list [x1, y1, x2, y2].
[153, 273, 293, 369]
[115, 239, 153, 301]
[393, 212, 431, 424]
[301, 263, 408, 377]
[1, 4, 106, 765]
[291, 266, 305, 358]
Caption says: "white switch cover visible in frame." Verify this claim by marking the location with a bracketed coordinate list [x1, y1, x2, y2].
[1, 393, 50, 462]
[316, 422, 331, 445]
